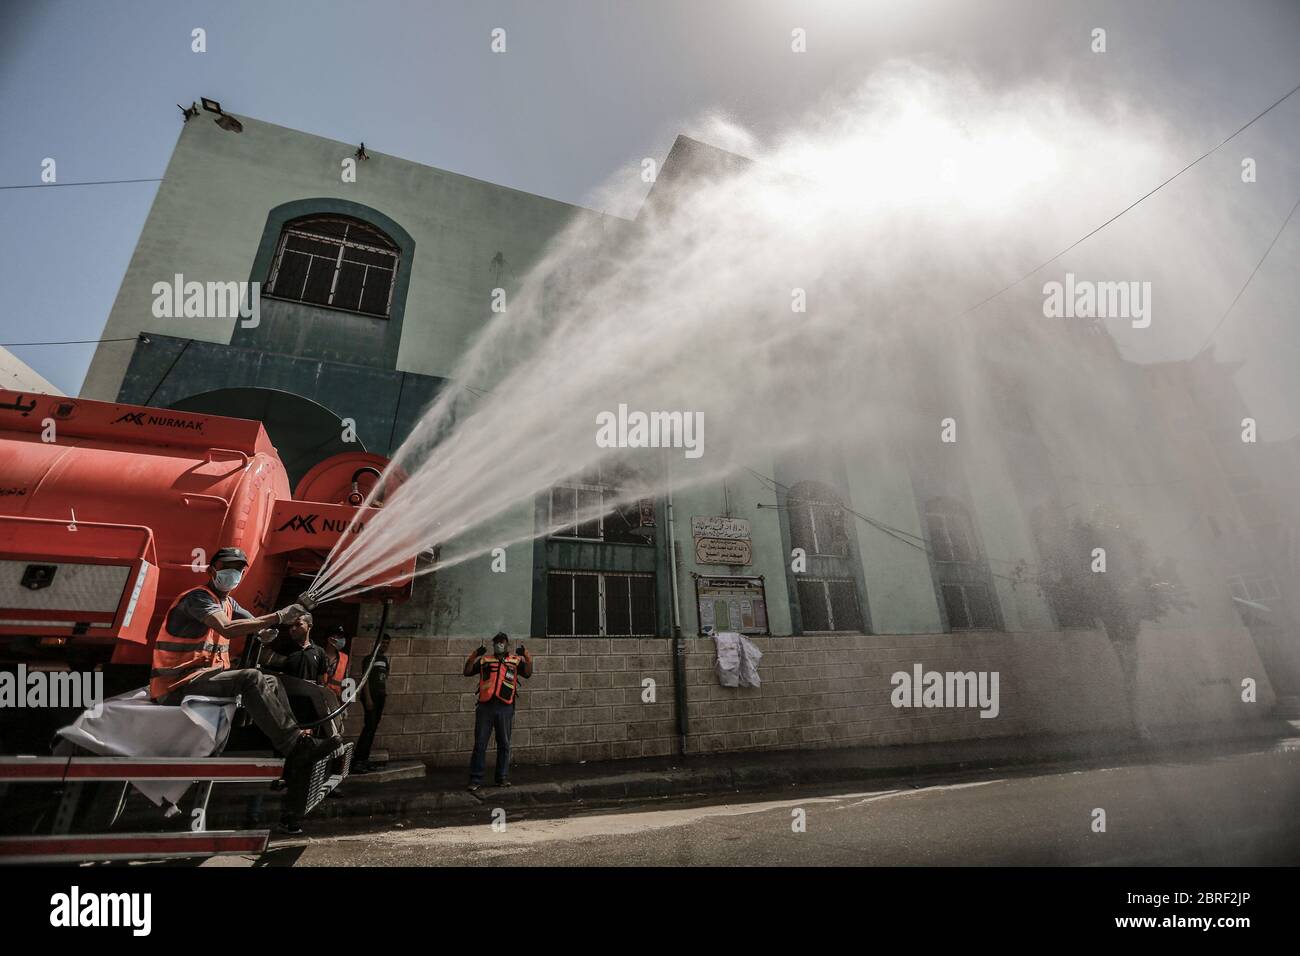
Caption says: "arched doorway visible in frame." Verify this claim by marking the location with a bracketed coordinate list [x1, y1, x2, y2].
[168, 387, 364, 486]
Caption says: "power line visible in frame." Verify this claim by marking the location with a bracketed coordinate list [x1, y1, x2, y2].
[1, 336, 138, 347]
[1193, 192, 1300, 357]
[743, 466, 1028, 583]
[0, 177, 162, 191]
[960, 80, 1300, 317]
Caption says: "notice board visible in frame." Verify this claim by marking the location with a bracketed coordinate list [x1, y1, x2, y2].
[694, 575, 768, 636]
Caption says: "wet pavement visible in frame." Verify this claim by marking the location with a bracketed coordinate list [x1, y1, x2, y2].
[248, 736, 1300, 866]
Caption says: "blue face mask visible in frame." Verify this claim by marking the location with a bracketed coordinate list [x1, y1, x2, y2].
[213, 568, 243, 591]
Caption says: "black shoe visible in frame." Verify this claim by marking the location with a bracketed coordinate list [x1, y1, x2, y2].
[495, 780, 512, 788]
[276, 815, 304, 836]
[287, 732, 335, 767]
[467, 783, 482, 793]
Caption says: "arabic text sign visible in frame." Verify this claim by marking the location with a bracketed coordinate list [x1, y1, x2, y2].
[695, 536, 752, 565]
[691, 516, 750, 540]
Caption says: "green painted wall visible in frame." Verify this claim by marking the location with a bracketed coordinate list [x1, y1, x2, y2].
[666, 459, 794, 638]
[85, 111, 618, 399]
[117, 335, 445, 461]
[843, 438, 946, 634]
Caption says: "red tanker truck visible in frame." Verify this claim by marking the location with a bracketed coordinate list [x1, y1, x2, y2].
[0, 387, 412, 719]
[0, 390, 416, 858]
[0, 388, 415, 860]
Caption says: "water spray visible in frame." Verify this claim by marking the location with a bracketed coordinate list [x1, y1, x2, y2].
[289, 65, 1243, 633]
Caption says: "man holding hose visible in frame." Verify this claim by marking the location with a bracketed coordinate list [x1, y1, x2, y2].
[149, 547, 339, 823]
[463, 632, 533, 791]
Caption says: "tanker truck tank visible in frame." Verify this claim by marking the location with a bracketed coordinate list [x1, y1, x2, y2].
[0, 389, 413, 677]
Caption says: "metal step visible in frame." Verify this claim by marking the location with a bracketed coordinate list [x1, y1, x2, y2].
[0, 755, 284, 782]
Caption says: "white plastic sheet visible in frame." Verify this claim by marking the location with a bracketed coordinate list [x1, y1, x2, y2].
[737, 634, 763, 688]
[713, 632, 741, 687]
[713, 632, 763, 688]
[57, 687, 237, 806]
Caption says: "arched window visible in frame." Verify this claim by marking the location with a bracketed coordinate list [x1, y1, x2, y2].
[265, 215, 400, 317]
[787, 481, 849, 558]
[924, 497, 997, 630]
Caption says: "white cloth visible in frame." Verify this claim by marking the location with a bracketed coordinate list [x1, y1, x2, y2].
[712, 632, 763, 688]
[56, 687, 238, 806]
[713, 632, 741, 687]
[737, 635, 763, 688]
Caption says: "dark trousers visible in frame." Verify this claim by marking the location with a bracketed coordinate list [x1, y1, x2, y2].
[160, 667, 300, 755]
[355, 697, 385, 763]
[278, 675, 342, 740]
[469, 700, 515, 784]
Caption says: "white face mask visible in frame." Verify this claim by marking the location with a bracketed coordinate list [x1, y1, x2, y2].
[213, 568, 243, 591]
[493, 642, 507, 657]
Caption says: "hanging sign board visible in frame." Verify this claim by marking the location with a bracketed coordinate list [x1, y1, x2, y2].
[692, 516, 752, 566]
[695, 537, 752, 565]
[691, 516, 750, 540]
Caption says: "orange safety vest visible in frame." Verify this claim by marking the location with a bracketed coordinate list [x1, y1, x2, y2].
[325, 650, 350, 696]
[149, 585, 232, 701]
[478, 654, 523, 705]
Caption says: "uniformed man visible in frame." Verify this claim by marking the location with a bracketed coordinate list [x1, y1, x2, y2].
[353, 633, 391, 773]
[462, 632, 533, 791]
[149, 547, 337, 830]
[321, 626, 351, 701]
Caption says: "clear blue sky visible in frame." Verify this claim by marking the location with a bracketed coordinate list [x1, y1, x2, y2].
[2, 0, 1298, 432]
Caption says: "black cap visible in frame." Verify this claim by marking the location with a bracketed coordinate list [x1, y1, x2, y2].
[211, 547, 249, 568]
[492, 632, 508, 643]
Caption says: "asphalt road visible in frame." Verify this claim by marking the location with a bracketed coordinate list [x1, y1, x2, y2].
[263, 742, 1300, 866]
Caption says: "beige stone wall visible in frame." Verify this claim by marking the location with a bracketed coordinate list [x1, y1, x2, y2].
[344, 627, 1274, 768]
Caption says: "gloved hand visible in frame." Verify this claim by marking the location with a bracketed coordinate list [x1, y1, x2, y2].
[277, 603, 308, 624]
[254, 627, 279, 645]
[516, 644, 527, 656]
[475, 645, 487, 656]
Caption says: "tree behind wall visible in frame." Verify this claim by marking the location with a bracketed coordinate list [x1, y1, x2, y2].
[1021, 503, 1192, 736]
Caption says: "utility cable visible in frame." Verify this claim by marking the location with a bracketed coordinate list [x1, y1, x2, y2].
[959, 80, 1300, 317]
[1193, 192, 1300, 357]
